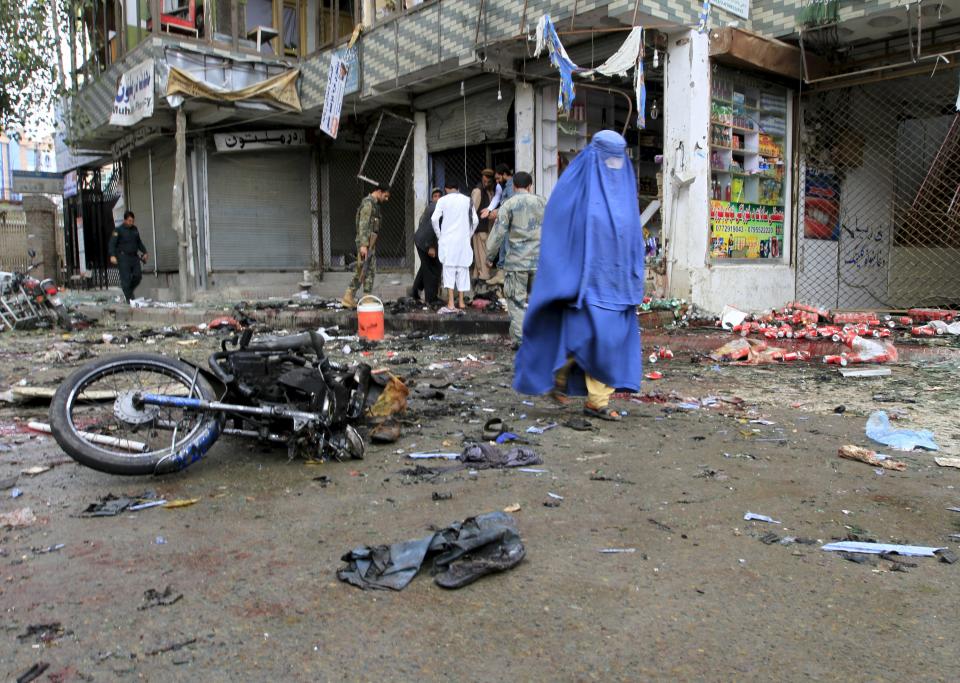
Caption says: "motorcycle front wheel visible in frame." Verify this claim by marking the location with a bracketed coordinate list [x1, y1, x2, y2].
[49, 353, 222, 475]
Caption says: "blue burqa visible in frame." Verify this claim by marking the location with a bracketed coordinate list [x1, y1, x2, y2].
[514, 130, 644, 397]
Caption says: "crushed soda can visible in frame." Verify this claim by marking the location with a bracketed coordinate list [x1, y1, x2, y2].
[781, 351, 811, 362]
[911, 325, 940, 336]
[648, 347, 674, 363]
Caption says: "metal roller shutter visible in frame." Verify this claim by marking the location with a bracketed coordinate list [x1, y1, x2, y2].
[426, 85, 515, 153]
[207, 149, 312, 271]
[126, 141, 180, 272]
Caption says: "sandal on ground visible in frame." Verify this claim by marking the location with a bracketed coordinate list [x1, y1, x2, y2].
[563, 417, 595, 432]
[548, 389, 571, 406]
[584, 404, 622, 422]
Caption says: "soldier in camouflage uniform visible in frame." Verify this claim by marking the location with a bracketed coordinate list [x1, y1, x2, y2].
[485, 172, 546, 348]
[342, 183, 390, 308]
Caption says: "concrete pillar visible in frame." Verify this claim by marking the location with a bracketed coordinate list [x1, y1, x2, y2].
[535, 85, 559, 198]
[412, 111, 428, 274]
[22, 196, 59, 282]
[514, 82, 535, 177]
[662, 29, 711, 303]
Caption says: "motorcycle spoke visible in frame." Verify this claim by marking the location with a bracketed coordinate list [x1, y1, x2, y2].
[66, 363, 208, 458]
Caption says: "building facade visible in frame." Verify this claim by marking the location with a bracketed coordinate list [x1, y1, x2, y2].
[60, 0, 960, 309]
[0, 133, 57, 208]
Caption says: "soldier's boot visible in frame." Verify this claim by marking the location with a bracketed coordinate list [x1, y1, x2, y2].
[487, 269, 506, 286]
[341, 288, 358, 309]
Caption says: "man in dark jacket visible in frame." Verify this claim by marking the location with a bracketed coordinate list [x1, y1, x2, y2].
[108, 210, 149, 303]
[411, 188, 443, 304]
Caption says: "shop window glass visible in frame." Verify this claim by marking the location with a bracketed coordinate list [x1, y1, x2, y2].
[709, 67, 789, 261]
[281, 0, 303, 56]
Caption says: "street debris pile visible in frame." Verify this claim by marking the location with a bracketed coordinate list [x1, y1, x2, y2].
[706, 302, 960, 367]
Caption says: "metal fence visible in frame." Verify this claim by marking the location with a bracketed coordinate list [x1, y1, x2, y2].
[796, 68, 960, 310]
[0, 213, 29, 273]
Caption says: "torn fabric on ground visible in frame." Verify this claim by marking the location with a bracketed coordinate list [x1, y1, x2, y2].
[337, 512, 525, 590]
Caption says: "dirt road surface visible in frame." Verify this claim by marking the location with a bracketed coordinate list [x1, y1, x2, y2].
[1, 326, 958, 681]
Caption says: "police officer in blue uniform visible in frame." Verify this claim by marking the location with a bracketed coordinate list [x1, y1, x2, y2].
[108, 210, 149, 302]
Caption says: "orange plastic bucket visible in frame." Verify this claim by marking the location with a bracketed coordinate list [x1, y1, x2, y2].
[357, 295, 385, 341]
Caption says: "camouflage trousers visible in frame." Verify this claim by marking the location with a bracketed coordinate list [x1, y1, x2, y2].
[504, 270, 535, 344]
[348, 252, 376, 295]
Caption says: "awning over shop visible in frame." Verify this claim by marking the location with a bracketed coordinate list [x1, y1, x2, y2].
[709, 28, 827, 83]
[165, 66, 302, 112]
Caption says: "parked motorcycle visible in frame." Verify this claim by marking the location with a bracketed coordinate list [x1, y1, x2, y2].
[48, 329, 372, 475]
[0, 249, 71, 330]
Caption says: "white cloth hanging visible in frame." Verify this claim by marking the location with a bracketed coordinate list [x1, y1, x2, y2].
[579, 27, 644, 79]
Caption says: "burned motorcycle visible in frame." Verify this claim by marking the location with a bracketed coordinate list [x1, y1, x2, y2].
[48, 329, 371, 475]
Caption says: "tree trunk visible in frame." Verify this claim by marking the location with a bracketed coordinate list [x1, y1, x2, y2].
[50, 0, 67, 93]
[172, 107, 191, 301]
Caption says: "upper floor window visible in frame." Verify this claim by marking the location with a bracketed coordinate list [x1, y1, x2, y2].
[319, 0, 357, 49]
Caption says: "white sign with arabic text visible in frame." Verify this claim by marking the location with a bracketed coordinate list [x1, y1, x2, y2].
[213, 129, 307, 152]
[110, 58, 155, 127]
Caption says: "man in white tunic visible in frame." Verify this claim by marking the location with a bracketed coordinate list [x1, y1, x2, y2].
[432, 180, 479, 311]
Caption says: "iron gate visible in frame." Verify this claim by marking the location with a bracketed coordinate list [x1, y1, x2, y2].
[796, 67, 960, 310]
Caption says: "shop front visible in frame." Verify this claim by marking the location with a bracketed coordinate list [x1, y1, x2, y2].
[662, 28, 802, 313]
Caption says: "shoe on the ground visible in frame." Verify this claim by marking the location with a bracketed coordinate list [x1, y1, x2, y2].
[341, 289, 357, 309]
[583, 404, 622, 421]
[548, 389, 571, 406]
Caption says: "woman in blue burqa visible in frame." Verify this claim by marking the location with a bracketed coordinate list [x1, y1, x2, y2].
[514, 130, 644, 421]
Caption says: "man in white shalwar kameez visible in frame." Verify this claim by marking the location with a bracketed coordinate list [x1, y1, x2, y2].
[432, 180, 479, 311]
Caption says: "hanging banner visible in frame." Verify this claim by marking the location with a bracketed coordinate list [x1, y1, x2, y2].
[320, 52, 351, 139]
[213, 129, 307, 152]
[110, 58, 155, 127]
[710, 200, 784, 259]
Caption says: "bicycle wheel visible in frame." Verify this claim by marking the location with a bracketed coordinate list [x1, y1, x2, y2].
[49, 353, 222, 475]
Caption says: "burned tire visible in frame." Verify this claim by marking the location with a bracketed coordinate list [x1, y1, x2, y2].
[49, 353, 221, 476]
